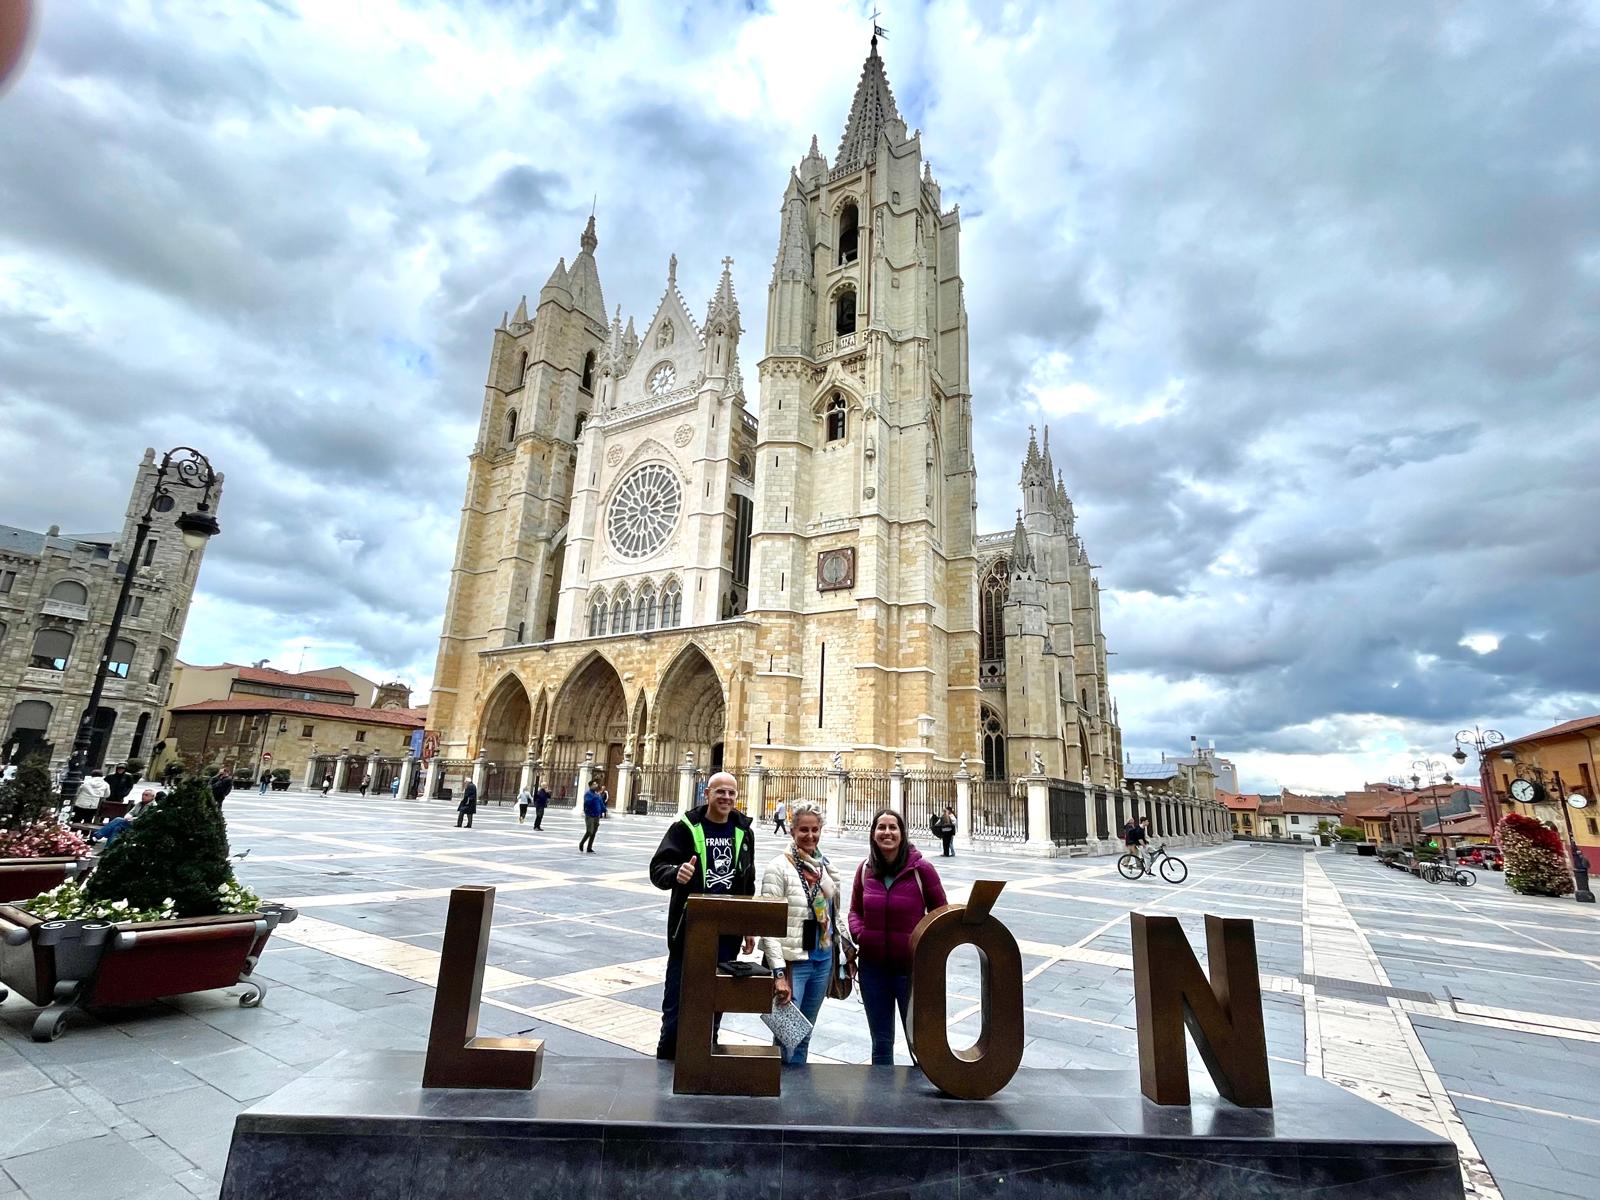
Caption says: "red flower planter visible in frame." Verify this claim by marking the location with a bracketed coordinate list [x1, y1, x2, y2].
[0, 902, 297, 1041]
[0, 857, 84, 904]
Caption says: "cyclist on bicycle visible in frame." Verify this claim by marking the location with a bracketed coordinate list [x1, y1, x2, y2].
[1122, 815, 1149, 872]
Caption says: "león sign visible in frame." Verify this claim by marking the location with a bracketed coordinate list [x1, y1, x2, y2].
[422, 882, 1272, 1108]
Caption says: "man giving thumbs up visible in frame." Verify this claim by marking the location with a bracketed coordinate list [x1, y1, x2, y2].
[650, 771, 756, 1059]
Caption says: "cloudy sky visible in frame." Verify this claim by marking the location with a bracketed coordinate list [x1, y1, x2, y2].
[2, 0, 1597, 793]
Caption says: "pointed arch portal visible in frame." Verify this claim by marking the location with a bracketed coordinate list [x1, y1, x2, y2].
[651, 644, 727, 771]
[479, 675, 532, 764]
[549, 653, 629, 796]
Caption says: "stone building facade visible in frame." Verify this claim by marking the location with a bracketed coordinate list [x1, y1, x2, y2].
[427, 44, 1127, 806]
[0, 449, 218, 772]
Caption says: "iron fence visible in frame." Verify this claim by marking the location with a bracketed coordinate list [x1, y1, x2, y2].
[632, 763, 682, 815]
[482, 762, 518, 806]
[972, 778, 1028, 843]
[1094, 790, 1110, 841]
[535, 749, 586, 807]
[763, 768, 829, 821]
[367, 757, 401, 797]
[434, 758, 472, 802]
[903, 770, 957, 837]
[841, 769, 892, 831]
[1048, 781, 1088, 846]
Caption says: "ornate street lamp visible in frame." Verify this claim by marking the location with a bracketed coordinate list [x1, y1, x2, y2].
[58, 447, 221, 803]
[1498, 748, 1594, 904]
[1409, 758, 1450, 853]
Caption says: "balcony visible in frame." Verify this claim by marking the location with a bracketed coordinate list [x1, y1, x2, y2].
[41, 599, 89, 621]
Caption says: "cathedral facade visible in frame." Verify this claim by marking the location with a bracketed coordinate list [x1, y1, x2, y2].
[426, 44, 1122, 803]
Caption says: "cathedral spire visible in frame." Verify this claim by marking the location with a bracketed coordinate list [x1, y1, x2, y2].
[540, 257, 570, 305]
[568, 217, 605, 324]
[1020, 425, 1047, 487]
[835, 39, 903, 172]
[1009, 510, 1036, 574]
[706, 256, 741, 331]
[511, 295, 529, 326]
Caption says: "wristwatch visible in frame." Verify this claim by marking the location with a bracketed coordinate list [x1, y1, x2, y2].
[772, 965, 786, 976]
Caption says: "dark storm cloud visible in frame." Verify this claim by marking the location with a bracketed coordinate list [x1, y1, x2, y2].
[1, 0, 1595, 791]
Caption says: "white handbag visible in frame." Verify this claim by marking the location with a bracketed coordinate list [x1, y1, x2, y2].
[760, 999, 813, 1052]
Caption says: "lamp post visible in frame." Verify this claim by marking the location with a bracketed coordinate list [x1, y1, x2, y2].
[57, 447, 221, 804]
[1452, 725, 1505, 825]
[1499, 750, 1594, 904]
[1411, 758, 1447, 852]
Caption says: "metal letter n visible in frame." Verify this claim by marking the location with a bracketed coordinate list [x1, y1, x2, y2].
[1130, 912, 1271, 1108]
[421, 885, 543, 1089]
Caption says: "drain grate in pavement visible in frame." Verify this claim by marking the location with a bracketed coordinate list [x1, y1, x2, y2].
[1300, 974, 1437, 1004]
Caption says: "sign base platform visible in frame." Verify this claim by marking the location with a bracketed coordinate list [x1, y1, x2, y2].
[220, 1051, 1463, 1199]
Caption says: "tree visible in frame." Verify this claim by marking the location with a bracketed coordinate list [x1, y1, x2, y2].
[84, 774, 237, 917]
[0, 757, 57, 831]
[1499, 813, 1574, 898]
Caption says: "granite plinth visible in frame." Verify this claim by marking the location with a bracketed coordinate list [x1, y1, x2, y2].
[220, 1052, 1463, 1199]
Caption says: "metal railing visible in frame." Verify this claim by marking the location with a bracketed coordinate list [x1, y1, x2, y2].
[763, 768, 828, 820]
[1048, 781, 1088, 847]
[903, 770, 957, 837]
[631, 764, 680, 815]
[972, 778, 1028, 843]
[841, 769, 891, 831]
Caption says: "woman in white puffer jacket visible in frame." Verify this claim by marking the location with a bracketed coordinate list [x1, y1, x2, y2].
[758, 799, 842, 1065]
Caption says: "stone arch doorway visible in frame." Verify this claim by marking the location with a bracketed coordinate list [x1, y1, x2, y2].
[651, 644, 726, 772]
[479, 674, 531, 765]
[549, 653, 629, 799]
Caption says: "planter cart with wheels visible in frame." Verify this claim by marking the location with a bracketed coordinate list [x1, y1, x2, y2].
[0, 902, 297, 1041]
[0, 857, 86, 904]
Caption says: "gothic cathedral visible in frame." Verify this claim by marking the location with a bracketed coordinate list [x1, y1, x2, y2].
[427, 43, 1123, 801]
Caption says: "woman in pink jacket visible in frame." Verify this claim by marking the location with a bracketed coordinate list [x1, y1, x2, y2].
[848, 807, 948, 1065]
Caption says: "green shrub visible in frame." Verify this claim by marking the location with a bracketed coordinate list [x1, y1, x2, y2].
[84, 774, 240, 917]
[1334, 825, 1364, 841]
[0, 757, 56, 831]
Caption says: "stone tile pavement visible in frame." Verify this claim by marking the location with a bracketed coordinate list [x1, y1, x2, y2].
[2, 789, 1598, 1198]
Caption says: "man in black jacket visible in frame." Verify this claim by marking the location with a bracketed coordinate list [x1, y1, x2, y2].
[649, 771, 756, 1060]
[105, 763, 137, 805]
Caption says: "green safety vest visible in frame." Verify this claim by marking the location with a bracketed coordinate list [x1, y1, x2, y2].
[683, 813, 745, 886]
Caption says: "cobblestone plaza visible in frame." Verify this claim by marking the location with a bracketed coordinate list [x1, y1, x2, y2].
[3, 791, 1598, 1200]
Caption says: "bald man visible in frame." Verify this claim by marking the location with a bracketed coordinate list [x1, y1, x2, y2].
[648, 770, 757, 1059]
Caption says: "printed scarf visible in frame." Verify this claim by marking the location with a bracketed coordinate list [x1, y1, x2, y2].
[791, 848, 834, 950]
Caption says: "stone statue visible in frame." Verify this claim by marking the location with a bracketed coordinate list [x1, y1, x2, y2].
[830, 750, 844, 772]
[1030, 749, 1045, 776]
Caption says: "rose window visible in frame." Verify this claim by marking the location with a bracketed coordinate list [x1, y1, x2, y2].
[606, 463, 682, 559]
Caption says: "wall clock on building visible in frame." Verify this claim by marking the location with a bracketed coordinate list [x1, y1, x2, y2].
[1508, 777, 1541, 803]
[817, 547, 855, 592]
[606, 463, 682, 560]
[649, 363, 676, 396]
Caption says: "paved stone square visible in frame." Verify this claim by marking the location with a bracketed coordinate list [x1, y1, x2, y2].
[3, 789, 1598, 1200]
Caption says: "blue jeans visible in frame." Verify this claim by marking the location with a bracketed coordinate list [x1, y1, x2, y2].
[779, 955, 831, 1065]
[858, 960, 912, 1066]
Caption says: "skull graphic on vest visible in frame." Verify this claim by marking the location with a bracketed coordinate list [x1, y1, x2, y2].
[702, 828, 736, 892]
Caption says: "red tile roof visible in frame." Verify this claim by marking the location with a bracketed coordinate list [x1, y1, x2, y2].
[231, 665, 356, 694]
[1494, 714, 1600, 754]
[170, 696, 423, 729]
[1218, 791, 1259, 811]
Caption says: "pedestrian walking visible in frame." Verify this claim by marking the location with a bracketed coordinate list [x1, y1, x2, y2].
[259, 772, 271, 794]
[760, 800, 841, 1065]
[105, 763, 137, 805]
[456, 778, 478, 828]
[578, 780, 606, 852]
[848, 808, 947, 1065]
[358, 773, 371, 797]
[210, 767, 234, 806]
[321, 773, 334, 796]
[517, 782, 533, 824]
[533, 782, 550, 829]
[772, 799, 788, 836]
[72, 768, 111, 822]
[933, 804, 958, 857]
[649, 771, 756, 1059]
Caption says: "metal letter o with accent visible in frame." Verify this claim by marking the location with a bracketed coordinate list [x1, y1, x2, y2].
[907, 879, 1024, 1100]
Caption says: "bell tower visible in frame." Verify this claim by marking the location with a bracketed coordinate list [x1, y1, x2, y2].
[748, 39, 979, 767]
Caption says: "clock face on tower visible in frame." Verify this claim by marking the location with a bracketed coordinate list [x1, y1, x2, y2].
[649, 363, 676, 396]
[1509, 777, 1539, 804]
[817, 547, 856, 592]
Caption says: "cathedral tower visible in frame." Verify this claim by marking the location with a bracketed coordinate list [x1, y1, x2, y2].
[748, 39, 980, 767]
[429, 218, 607, 755]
